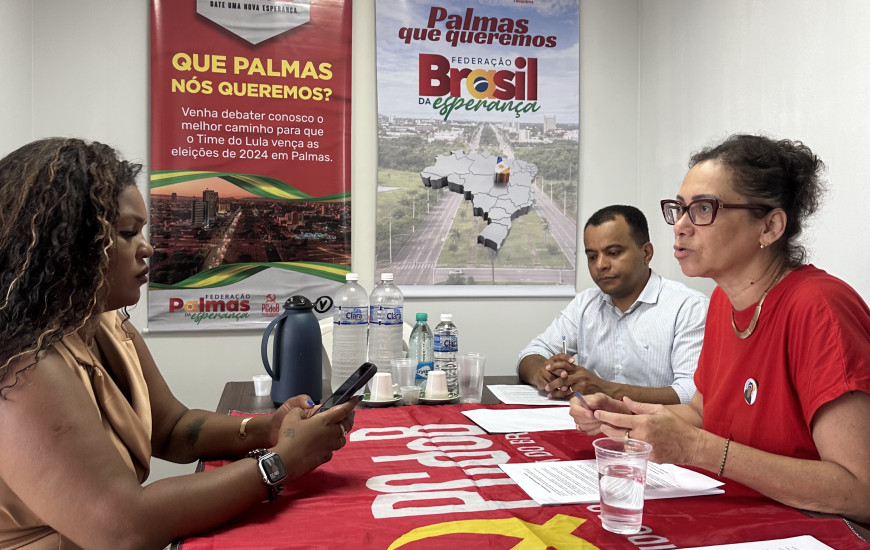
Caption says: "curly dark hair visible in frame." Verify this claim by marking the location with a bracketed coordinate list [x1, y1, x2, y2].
[0, 138, 142, 395]
[689, 134, 826, 267]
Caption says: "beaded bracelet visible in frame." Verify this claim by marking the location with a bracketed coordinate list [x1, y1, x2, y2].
[717, 438, 731, 476]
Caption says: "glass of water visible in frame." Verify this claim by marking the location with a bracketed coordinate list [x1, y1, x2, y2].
[592, 437, 653, 534]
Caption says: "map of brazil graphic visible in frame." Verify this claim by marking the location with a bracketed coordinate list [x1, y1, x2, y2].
[421, 151, 537, 251]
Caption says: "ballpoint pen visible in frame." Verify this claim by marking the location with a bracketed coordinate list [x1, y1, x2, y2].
[561, 335, 567, 355]
[573, 391, 593, 412]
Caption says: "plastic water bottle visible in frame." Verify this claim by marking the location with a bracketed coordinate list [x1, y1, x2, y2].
[368, 273, 404, 370]
[433, 313, 459, 395]
[408, 312, 433, 388]
[331, 273, 368, 392]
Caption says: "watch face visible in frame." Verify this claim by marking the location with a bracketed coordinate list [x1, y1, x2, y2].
[262, 454, 287, 484]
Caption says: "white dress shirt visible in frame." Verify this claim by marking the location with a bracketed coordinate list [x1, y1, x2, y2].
[517, 271, 709, 403]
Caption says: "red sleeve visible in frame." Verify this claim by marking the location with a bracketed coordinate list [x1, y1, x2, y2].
[785, 275, 870, 426]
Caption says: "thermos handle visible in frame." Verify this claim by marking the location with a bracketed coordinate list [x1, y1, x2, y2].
[261, 310, 287, 380]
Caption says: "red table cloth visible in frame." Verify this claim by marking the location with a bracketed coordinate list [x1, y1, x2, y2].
[180, 404, 867, 549]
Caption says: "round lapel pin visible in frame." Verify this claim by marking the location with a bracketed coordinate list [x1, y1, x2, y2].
[743, 378, 758, 405]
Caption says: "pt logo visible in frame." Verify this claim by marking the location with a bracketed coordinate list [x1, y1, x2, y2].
[314, 295, 333, 314]
[387, 514, 598, 549]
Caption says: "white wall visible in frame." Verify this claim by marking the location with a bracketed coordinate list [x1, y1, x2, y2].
[0, 2, 32, 154]
[577, 0, 641, 290]
[638, 0, 870, 298]
[5, 0, 866, 482]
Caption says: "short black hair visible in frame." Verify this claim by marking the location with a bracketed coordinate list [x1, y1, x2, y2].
[584, 205, 650, 247]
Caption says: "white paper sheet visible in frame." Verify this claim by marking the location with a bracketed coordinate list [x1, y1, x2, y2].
[499, 459, 724, 505]
[487, 384, 572, 406]
[676, 535, 834, 550]
[462, 407, 576, 433]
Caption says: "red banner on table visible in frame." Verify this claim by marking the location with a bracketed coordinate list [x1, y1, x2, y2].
[181, 405, 865, 549]
[149, 0, 351, 331]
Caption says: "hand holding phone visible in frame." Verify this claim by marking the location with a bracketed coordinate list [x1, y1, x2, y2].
[312, 362, 377, 415]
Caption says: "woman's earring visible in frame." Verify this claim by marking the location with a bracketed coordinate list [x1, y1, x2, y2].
[759, 242, 767, 249]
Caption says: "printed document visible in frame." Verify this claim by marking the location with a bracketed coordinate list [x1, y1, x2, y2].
[462, 407, 576, 433]
[487, 384, 571, 406]
[676, 535, 834, 550]
[499, 459, 724, 505]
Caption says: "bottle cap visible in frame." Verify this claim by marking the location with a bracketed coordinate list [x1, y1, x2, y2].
[380, 272, 393, 281]
[440, 313, 452, 322]
[416, 312, 428, 321]
[345, 273, 359, 281]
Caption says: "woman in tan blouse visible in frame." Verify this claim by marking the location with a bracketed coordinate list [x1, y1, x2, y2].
[0, 138, 356, 549]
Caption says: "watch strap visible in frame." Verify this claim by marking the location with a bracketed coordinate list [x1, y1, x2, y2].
[247, 448, 285, 503]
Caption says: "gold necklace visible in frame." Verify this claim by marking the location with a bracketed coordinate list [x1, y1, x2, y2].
[731, 270, 787, 339]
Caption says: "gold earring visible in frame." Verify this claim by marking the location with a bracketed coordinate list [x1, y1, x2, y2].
[760, 242, 767, 249]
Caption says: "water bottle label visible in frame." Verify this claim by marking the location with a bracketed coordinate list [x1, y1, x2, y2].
[434, 334, 458, 352]
[415, 361, 433, 383]
[333, 306, 368, 325]
[369, 306, 403, 325]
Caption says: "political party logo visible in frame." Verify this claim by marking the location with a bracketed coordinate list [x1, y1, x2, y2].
[400, 6, 559, 121]
[313, 295, 333, 314]
[262, 293, 280, 317]
[168, 293, 251, 324]
[419, 54, 537, 101]
[388, 514, 598, 549]
[418, 54, 540, 121]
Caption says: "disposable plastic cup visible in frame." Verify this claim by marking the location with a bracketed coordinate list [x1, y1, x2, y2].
[457, 352, 486, 403]
[390, 358, 416, 389]
[253, 374, 272, 397]
[593, 437, 653, 534]
[400, 386, 420, 405]
[425, 369, 448, 399]
[369, 372, 394, 401]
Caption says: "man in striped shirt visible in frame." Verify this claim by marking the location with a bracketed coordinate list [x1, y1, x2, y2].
[518, 205, 709, 404]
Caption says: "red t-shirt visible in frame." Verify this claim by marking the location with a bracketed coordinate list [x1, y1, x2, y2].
[696, 265, 870, 459]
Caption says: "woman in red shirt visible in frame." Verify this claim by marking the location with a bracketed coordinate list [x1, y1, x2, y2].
[571, 134, 870, 524]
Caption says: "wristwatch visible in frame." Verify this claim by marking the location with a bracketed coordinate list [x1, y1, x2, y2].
[247, 449, 286, 502]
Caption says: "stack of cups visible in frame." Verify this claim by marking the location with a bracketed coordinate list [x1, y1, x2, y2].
[425, 370, 448, 399]
[391, 358, 419, 405]
[368, 372, 395, 401]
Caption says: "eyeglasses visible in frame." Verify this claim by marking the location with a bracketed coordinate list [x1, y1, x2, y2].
[660, 199, 771, 226]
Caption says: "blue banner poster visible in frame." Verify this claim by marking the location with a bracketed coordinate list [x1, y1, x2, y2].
[375, 0, 579, 293]
[149, 0, 351, 331]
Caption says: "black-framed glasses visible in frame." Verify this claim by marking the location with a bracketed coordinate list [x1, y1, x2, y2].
[660, 199, 771, 226]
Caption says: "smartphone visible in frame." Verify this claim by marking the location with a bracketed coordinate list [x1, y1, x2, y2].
[314, 362, 377, 415]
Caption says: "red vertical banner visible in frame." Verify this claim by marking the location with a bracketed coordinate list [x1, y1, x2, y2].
[149, 0, 351, 331]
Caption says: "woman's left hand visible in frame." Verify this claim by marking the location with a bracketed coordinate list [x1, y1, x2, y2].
[269, 395, 317, 446]
[594, 397, 704, 466]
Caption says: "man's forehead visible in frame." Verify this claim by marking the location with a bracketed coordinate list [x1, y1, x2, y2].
[583, 217, 634, 247]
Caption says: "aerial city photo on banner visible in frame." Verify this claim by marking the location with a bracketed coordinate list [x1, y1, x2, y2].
[149, 0, 352, 330]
